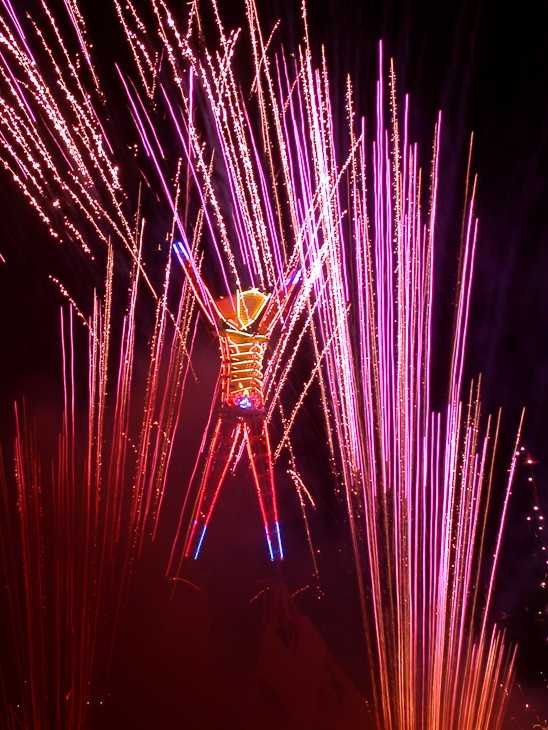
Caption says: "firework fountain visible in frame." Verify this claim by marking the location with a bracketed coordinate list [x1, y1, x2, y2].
[299, 43, 520, 727]
[0, 0, 522, 728]
[0, 2, 199, 725]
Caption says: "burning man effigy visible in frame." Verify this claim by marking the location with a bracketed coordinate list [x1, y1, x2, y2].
[174, 240, 301, 561]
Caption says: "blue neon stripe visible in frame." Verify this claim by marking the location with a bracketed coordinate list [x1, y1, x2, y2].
[290, 269, 302, 286]
[275, 521, 284, 560]
[194, 525, 207, 559]
[174, 241, 190, 260]
[265, 529, 274, 562]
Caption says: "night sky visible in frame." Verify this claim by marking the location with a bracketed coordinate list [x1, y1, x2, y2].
[0, 0, 547, 728]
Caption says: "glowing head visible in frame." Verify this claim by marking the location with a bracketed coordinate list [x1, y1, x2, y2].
[216, 288, 269, 329]
[236, 289, 269, 327]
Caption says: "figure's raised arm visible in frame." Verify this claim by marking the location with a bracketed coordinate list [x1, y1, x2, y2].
[173, 241, 222, 329]
[259, 268, 302, 336]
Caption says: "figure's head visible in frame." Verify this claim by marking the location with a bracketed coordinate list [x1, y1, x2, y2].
[216, 288, 269, 329]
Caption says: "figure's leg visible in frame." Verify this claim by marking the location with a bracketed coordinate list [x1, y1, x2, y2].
[185, 415, 242, 559]
[243, 417, 283, 561]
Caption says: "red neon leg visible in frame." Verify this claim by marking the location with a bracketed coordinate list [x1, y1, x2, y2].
[185, 416, 241, 559]
[244, 417, 283, 561]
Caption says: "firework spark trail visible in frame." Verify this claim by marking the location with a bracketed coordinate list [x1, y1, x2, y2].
[10, 406, 48, 730]
[0, 4, 198, 719]
[0, 251, 196, 727]
[0, 0, 166, 298]
[300, 37, 517, 730]
[117, 0, 333, 289]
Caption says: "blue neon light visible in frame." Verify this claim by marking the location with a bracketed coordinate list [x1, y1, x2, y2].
[194, 525, 207, 559]
[173, 240, 190, 260]
[275, 521, 284, 560]
[290, 269, 302, 286]
[265, 529, 274, 562]
[238, 396, 253, 410]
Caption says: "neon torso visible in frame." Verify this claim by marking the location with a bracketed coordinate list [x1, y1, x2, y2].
[219, 330, 267, 408]
[215, 289, 273, 410]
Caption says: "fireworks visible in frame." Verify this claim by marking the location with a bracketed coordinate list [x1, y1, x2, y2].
[0, 234, 197, 727]
[0, 0, 325, 723]
[301, 43, 520, 729]
[0, 0, 528, 728]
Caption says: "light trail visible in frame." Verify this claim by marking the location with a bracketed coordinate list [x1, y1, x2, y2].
[301, 35, 518, 730]
[0, 238, 197, 728]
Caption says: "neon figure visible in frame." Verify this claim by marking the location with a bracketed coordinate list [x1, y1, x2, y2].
[173, 241, 301, 561]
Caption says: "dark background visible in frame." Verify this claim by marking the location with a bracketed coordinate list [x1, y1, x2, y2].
[0, 0, 547, 727]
